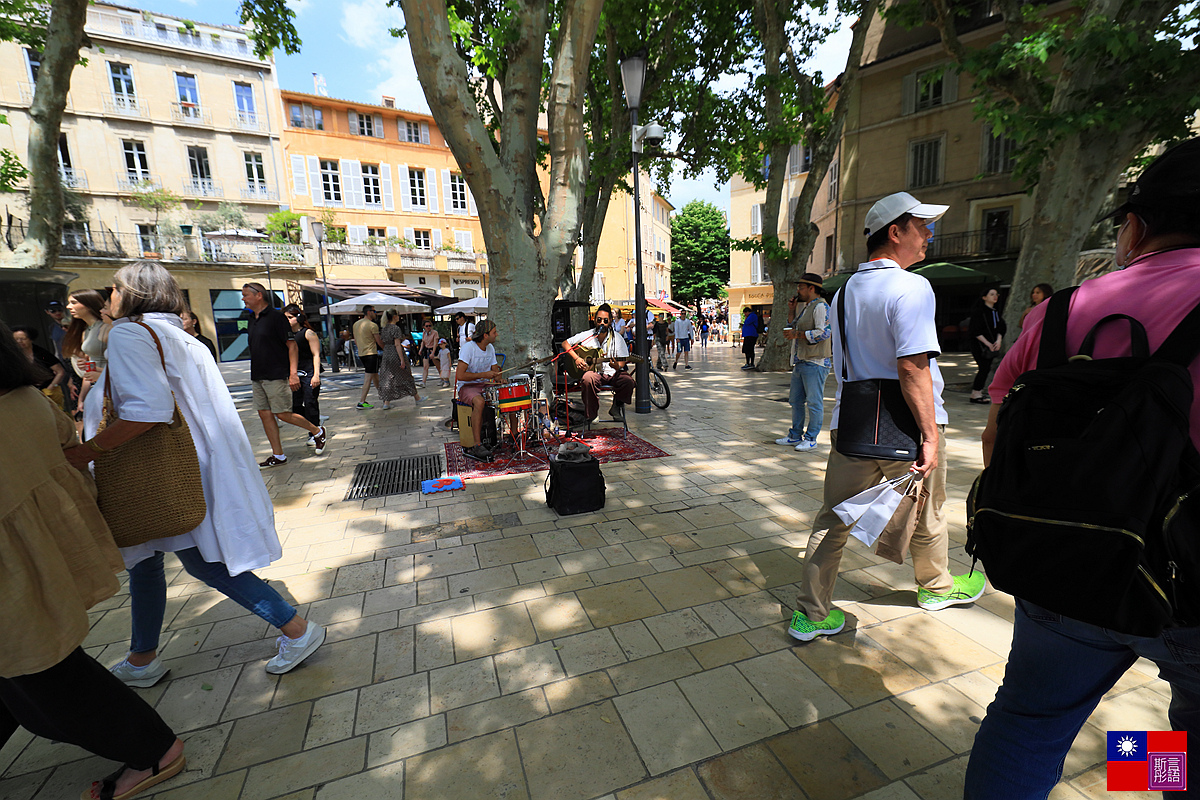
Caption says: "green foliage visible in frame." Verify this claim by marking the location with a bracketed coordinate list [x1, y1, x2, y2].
[238, 0, 302, 60]
[670, 200, 731, 306]
[196, 201, 249, 232]
[319, 209, 347, 243]
[130, 184, 183, 226]
[265, 209, 304, 243]
[891, 0, 1200, 187]
[0, 149, 26, 192]
[0, 0, 49, 50]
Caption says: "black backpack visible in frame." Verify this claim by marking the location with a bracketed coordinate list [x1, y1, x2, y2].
[967, 287, 1200, 637]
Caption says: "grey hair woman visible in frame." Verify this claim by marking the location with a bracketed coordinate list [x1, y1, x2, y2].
[63, 261, 325, 689]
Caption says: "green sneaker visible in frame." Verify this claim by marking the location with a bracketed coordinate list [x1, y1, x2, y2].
[917, 571, 987, 611]
[787, 608, 845, 642]
[356, 402, 374, 409]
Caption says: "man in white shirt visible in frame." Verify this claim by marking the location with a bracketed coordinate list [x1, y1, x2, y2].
[564, 303, 634, 422]
[671, 309, 695, 370]
[788, 192, 986, 643]
[455, 319, 500, 460]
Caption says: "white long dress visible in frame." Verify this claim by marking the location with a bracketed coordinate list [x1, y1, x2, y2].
[84, 312, 281, 575]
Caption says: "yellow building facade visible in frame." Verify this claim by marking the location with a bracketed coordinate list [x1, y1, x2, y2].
[729, 5, 1034, 315]
[278, 89, 488, 300]
[585, 170, 673, 305]
[0, 1, 302, 354]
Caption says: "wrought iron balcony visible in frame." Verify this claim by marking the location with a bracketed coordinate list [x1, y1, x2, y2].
[115, 173, 162, 192]
[103, 94, 146, 117]
[60, 168, 88, 190]
[171, 103, 212, 126]
[240, 184, 278, 202]
[925, 221, 1027, 260]
[183, 178, 223, 198]
[231, 111, 267, 132]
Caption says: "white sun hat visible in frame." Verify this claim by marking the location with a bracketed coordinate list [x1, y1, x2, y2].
[864, 192, 949, 237]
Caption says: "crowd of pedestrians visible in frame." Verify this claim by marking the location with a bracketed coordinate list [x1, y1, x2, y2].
[5, 140, 1199, 800]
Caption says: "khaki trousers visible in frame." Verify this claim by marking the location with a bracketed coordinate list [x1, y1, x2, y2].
[796, 427, 951, 621]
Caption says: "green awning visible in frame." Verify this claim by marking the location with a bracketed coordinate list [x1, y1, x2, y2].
[911, 262, 1000, 286]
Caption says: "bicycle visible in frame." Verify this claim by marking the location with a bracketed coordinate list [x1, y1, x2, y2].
[648, 366, 671, 409]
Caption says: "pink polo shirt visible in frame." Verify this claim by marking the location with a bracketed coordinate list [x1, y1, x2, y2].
[990, 248, 1200, 449]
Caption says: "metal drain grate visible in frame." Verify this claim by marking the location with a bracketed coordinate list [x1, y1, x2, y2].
[345, 453, 443, 500]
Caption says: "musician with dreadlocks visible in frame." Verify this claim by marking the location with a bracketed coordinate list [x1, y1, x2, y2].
[563, 303, 634, 423]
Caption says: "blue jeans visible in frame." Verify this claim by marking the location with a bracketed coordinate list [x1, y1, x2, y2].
[788, 361, 829, 442]
[127, 548, 297, 654]
[965, 599, 1200, 799]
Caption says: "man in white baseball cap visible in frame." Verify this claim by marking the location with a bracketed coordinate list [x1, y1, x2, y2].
[863, 191, 948, 237]
[788, 189, 986, 643]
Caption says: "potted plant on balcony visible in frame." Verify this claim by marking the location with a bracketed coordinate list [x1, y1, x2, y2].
[130, 185, 182, 259]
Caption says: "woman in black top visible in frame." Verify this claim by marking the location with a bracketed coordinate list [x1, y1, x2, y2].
[180, 309, 218, 360]
[968, 287, 1007, 403]
[11, 327, 66, 400]
[283, 305, 322, 429]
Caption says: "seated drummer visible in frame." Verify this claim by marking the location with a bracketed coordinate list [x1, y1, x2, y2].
[456, 319, 500, 460]
[564, 303, 634, 422]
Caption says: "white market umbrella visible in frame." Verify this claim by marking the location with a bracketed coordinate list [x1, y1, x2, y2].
[319, 292, 430, 315]
[437, 297, 489, 315]
[203, 228, 267, 240]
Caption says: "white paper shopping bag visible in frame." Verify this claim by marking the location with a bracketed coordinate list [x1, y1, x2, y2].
[835, 474, 917, 548]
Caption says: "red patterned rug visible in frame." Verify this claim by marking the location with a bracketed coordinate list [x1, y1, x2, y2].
[444, 429, 670, 479]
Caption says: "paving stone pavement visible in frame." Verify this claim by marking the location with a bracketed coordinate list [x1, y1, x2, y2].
[1, 343, 1169, 800]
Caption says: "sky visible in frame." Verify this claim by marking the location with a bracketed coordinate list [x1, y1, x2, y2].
[114, 0, 854, 215]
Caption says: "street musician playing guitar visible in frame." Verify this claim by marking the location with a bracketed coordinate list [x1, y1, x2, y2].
[563, 303, 635, 422]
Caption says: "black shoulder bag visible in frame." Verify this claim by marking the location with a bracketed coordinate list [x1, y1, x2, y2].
[833, 275, 921, 461]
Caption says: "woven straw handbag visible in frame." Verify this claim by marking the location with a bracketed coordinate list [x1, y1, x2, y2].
[93, 321, 208, 548]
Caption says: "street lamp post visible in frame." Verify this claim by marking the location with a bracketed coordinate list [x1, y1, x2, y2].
[620, 54, 651, 414]
[257, 245, 274, 308]
[310, 221, 339, 373]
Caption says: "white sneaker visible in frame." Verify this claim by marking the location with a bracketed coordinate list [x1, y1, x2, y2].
[775, 436, 802, 446]
[794, 439, 818, 451]
[110, 655, 169, 688]
[265, 622, 326, 675]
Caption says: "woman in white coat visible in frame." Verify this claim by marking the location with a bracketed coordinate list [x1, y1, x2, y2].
[64, 262, 324, 688]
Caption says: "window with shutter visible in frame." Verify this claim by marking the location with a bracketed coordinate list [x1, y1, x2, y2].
[448, 173, 468, 214]
[425, 168, 439, 213]
[750, 204, 762, 235]
[320, 160, 342, 204]
[306, 155, 323, 207]
[399, 166, 411, 212]
[908, 136, 943, 188]
[751, 252, 761, 284]
[362, 164, 382, 207]
[409, 169, 427, 211]
[380, 164, 394, 212]
[290, 154, 307, 196]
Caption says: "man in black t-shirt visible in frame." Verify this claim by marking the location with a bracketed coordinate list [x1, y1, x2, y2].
[652, 313, 669, 370]
[243, 283, 327, 467]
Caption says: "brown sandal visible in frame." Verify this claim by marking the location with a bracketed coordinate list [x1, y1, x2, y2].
[81, 753, 186, 800]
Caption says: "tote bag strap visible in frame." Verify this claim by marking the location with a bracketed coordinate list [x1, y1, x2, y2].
[103, 320, 177, 419]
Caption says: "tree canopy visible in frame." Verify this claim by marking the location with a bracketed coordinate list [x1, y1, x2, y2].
[670, 200, 730, 308]
[901, 0, 1200, 333]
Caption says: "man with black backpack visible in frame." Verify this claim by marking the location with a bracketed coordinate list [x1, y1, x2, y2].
[787, 192, 987, 642]
[964, 139, 1200, 799]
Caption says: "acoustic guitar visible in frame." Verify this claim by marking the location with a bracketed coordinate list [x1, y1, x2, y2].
[561, 345, 644, 381]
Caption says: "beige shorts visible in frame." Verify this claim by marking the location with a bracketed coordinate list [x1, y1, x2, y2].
[252, 379, 292, 413]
